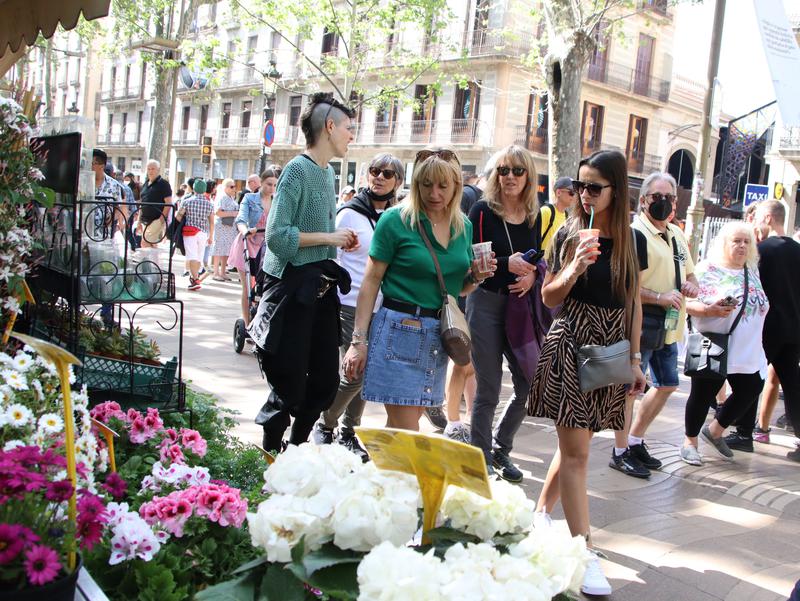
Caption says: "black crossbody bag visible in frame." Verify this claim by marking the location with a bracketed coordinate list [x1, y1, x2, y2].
[684, 268, 748, 380]
[640, 234, 682, 351]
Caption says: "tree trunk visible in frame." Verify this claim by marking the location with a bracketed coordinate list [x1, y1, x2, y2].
[546, 44, 585, 183]
[148, 61, 173, 166]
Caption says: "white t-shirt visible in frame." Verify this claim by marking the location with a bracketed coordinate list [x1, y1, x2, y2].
[336, 206, 383, 310]
[692, 262, 770, 376]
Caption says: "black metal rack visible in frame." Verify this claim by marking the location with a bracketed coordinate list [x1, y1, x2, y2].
[24, 194, 187, 414]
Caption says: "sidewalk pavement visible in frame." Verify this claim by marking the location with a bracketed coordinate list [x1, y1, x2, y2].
[145, 260, 800, 600]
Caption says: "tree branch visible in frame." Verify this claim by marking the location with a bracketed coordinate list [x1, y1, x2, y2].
[329, 0, 350, 58]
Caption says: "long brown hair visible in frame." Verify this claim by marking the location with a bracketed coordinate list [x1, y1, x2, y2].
[557, 150, 638, 304]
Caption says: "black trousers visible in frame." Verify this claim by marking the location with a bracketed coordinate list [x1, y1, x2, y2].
[736, 342, 800, 437]
[685, 371, 764, 438]
[256, 288, 341, 452]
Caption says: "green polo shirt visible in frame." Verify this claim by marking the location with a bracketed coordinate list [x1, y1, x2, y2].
[370, 207, 473, 310]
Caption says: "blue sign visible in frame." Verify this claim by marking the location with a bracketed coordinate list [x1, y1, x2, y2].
[744, 183, 769, 207]
[263, 120, 275, 147]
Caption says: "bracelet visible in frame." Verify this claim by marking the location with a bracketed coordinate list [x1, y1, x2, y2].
[631, 352, 642, 361]
[352, 329, 367, 339]
[351, 339, 368, 347]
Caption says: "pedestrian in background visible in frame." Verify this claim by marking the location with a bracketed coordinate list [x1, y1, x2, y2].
[211, 178, 238, 281]
[342, 148, 495, 431]
[540, 176, 577, 251]
[681, 221, 769, 465]
[138, 159, 172, 248]
[313, 152, 404, 460]
[178, 179, 214, 292]
[466, 144, 542, 482]
[252, 93, 358, 453]
[527, 149, 647, 597]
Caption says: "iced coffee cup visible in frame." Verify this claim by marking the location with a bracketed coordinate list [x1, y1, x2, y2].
[578, 229, 600, 263]
[472, 241, 493, 272]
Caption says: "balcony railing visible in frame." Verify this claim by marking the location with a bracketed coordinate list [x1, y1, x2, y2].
[585, 59, 670, 102]
[513, 125, 549, 155]
[100, 86, 142, 102]
[96, 129, 142, 146]
[640, 0, 670, 17]
[356, 119, 487, 146]
[467, 28, 535, 57]
[216, 127, 263, 145]
[221, 66, 260, 88]
[779, 127, 800, 153]
[174, 130, 204, 146]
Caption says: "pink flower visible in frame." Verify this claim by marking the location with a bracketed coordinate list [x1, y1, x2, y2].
[45, 479, 73, 502]
[159, 443, 185, 466]
[0, 523, 24, 564]
[125, 409, 142, 424]
[144, 408, 163, 433]
[129, 417, 151, 444]
[101, 472, 127, 500]
[77, 519, 104, 550]
[89, 401, 125, 424]
[179, 429, 207, 457]
[24, 545, 61, 586]
[162, 428, 178, 443]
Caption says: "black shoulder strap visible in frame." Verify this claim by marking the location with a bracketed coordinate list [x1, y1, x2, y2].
[670, 231, 682, 291]
[541, 204, 556, 242]
[728, 268, 749, 335]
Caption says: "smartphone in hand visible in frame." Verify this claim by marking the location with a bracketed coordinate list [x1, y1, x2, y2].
[522, 249, 544, 264]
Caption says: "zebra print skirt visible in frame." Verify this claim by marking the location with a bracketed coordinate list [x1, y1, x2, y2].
[527, 297, 628, 432]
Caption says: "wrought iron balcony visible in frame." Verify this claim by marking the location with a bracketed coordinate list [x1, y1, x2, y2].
[514, 125, 549, 155]
[467, 28, 535, 58]
[174, 130, 203, 146]
[216, 127, 263, 145]
[585, 59, 670, 102]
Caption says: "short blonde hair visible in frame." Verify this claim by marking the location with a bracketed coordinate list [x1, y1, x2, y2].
[483, 145, 539, 227]
[217, 178, 235, 201]
[401, 152, 465, 236]
[707, 221, 759, 269]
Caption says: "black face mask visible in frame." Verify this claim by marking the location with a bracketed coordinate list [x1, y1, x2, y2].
[647, 195, 673, 221]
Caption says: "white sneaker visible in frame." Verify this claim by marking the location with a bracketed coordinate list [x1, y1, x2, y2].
[444, 423, 471, 444]
[581, 553, 612, 596]
[680, 445, 703, 466]
[533, 511, 552, 529]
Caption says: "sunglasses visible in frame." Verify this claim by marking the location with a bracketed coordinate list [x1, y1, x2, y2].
[497, 166, 527, 177]
[368, 167, 397, 179]
[415, 148, 459, 164]
[646, 192, 676, 204]
[572, 180, 614, 197]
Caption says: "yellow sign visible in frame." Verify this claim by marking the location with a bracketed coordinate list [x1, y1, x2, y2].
[253, 444, 276, 465]
[2, 281, 34, 345]
[91, 418, 119, 473]
[355, 427, 492, 544]
[775, 182, 784, 200]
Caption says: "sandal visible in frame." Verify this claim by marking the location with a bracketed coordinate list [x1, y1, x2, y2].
[212, 276, 225, 282]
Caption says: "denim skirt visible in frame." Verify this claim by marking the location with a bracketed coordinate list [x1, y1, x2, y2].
[361, 306, 448, 407]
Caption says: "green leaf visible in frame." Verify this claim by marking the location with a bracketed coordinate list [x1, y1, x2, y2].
[424, 526, 481, 546]
[195, 571, 260, 601]
[305, 564, 359, 601]
[290, 536, 306, 564]
[259, 563, 307, 601]
[232, 555, 270, 575]
[301, 544, 363, 576]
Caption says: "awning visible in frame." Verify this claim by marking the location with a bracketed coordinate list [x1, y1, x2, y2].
[0, 0, 110, 56]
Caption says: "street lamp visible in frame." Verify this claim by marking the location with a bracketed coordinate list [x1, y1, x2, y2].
[260, 61, 282, 174]
[67, 102, 79, 115]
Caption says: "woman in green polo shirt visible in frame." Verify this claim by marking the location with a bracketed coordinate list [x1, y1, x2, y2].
[342, 150, 496, 431]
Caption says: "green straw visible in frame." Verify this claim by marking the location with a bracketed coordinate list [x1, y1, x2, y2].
[588, 206, 595, 229]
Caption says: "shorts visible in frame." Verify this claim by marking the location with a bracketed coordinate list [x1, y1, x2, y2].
[641, 342, 679, 388]
[361, 306, 448, 407]
[183, 231, 208, 262]
[140, 217, 166, 244]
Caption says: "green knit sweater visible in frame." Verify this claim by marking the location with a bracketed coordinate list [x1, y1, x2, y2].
[263, 154, 337, 278]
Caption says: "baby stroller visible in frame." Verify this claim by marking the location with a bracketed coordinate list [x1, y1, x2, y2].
[233, 229, 266, 353]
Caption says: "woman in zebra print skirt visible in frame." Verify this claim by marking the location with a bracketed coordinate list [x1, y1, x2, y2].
[526, 149, 647, 596]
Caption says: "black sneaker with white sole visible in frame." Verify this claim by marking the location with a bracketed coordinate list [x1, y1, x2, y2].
[492, 449, 523, 483]
[723, 432, 754, 453]
[338, 431, 370, 463]
[609, 448, 650, 479]
[628, 441, 662, 469]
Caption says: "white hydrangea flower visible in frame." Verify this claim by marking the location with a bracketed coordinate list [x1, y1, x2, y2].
[247, 495, 333, 563]
[440, 478, 536, 540]
[263, 442, 363, 497]
[357, 542, 445, 601]
[508, 527, 589, 596]
[38, 412, 64, 434]
[6, 403, 32, 426]
[2, 369, 27, 391]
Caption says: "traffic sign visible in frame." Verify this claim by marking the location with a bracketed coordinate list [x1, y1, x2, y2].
[263, 120, 275, 147]
[744, 183, 769, 207]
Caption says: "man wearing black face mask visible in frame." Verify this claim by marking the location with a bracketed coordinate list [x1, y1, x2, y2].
[608, 173, 701, 478]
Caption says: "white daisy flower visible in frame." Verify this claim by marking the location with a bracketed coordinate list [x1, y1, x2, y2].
[38, 412, 63, 434]
[0, 353, 13, 365]
[6, 403, 32, 426]
[3, 440, 25, 452]
[11, 352, 33, 372]
[31, 379, 43, 400]
[1, 369, 27, 391]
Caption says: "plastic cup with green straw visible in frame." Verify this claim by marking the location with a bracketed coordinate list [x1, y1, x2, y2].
[580, 206, 599, 262]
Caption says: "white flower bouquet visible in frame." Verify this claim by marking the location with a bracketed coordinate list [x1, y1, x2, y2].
[197, 442, 588, 601]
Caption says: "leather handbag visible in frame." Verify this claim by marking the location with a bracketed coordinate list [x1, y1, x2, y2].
[418, 223, 472, 366]
[684, 268, 748, 380]
[220, 216, 236, 226]
[640, 235, 682, 351]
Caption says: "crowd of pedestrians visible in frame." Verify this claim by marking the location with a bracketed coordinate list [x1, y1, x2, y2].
[92, 92, 800, 597]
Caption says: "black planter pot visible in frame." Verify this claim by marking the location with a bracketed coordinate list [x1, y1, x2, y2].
[0, 554, 81, 601]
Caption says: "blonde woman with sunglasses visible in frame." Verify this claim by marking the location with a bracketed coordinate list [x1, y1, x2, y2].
[211, 178, 239, 281]
[342, 149, 495, 431]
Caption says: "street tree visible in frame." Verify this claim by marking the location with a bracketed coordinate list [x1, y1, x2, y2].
[229, 0, 459, 115]
[529, 0, 686, 181]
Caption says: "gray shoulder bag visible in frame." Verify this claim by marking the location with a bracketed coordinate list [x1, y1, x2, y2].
[574, 232, 638, 393]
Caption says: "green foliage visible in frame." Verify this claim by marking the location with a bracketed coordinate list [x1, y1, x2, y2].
[85, 545, 190, 601]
